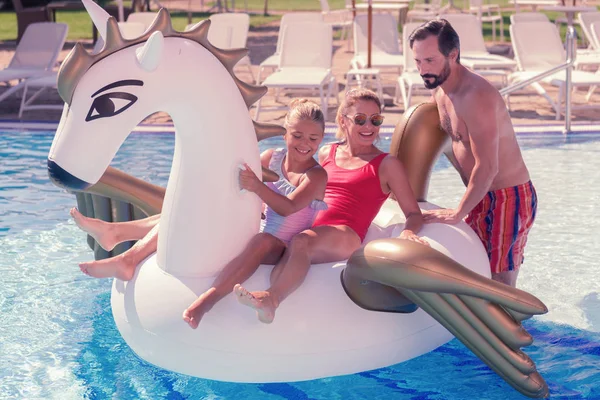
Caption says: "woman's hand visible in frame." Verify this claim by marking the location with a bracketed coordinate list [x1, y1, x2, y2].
[399, 229, 430, 246]
[239, 163, 263, 193]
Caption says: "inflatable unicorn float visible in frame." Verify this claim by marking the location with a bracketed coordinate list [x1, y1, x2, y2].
[47, 2, 549, 398]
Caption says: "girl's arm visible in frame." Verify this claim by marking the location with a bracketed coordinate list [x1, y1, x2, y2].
[379, 156, 429, 245]
[240, 165, 327, 216]
[240, 150, 327, 216]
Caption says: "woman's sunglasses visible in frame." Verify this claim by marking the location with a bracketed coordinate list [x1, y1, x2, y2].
[343, 113, 385, 127]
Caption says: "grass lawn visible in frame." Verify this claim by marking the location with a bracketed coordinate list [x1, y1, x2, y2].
[0, 10, 280, 41]
[0, 0, 593, 42]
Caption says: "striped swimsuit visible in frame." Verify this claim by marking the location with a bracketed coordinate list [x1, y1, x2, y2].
[261, 148, 328, 243]
[465, 181, 538, 274]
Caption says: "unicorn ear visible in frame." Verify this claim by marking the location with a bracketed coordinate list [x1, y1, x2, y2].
[136, 31, 164, 72]
[82, 0, 111, 42]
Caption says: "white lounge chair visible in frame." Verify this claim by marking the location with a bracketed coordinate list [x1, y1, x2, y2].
[578, 11, 600, 50]
[20, 21, 146, 118]
[352, 13, 403, 74]
[573, 13, 600, 73]
[407, 0, 442, 23]
[208, 13, 252, 75]
[441, 13, 515, 86]
[510, 12, 600, 70]
[592, 21, 600, 55]
[509, 12, 550, 24]
[584, 21, 600, 100]
[255, 21, 338, 121]
[579, 11, 600, 48]
[0, 22, 68, 105]
[319, 0, 353, 48]
[395, 22, 428, 109]
[468, 0, 504, 42]
[18, 72, 62, 117]
[512, 0, 559, 12]
[255, 12, 324, 84]
[509, 21, 600, 119]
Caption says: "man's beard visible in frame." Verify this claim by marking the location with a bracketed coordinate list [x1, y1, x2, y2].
[421, 60, 451, 89]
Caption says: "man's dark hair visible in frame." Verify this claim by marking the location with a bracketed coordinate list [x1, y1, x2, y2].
[409, 19, 461, 64]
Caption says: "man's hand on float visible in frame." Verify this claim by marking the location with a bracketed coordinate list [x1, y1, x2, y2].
[422, 208, 463, 225]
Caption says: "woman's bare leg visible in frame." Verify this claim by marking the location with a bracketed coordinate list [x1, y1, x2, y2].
[71, 208, 160, 251]
[235, 226, 361, 323]
[182, 233, 286, 329]
[79, 223, 159, 281]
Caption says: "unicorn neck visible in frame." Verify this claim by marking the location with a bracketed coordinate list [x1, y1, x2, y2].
[153, 39, 262, 278]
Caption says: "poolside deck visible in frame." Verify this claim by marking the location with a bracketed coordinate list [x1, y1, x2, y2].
[1, 19, 599, 130]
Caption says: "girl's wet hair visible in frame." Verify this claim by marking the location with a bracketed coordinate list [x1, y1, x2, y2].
[284, 98, 325, 133]
[335, 89, 382, 139]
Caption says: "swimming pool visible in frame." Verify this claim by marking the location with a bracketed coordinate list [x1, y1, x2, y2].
[1, 131, 599, 399]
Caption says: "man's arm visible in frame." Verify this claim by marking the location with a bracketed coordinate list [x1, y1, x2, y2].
[423, 90, 500, 225]
[454, 94, 500, 220]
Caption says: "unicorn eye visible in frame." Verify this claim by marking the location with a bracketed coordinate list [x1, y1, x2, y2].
[85, 92, 138, 122]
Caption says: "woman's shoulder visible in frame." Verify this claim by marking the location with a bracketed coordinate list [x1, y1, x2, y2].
[318, 141, 342, 162]
[378, 154, 405, 176]
[318, 143, 333, 154]
[317, 144, 331, 164]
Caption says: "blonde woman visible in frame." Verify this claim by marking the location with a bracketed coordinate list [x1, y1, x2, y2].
[235, 89, 428, 324]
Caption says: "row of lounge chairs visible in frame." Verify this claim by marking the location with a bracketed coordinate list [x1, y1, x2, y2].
[1, 10, 600, 120]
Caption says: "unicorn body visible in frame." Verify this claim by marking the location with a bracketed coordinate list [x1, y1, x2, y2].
[47, 4, 549, 397]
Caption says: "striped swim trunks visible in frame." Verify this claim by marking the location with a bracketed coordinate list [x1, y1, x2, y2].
[465, 181, 538, 274]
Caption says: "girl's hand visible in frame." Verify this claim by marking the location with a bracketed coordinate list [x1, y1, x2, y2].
[399, 229, 430, 246]
[239, 163, 263, 193]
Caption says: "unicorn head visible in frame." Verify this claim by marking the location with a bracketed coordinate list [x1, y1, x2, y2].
[48, 1, 272, 187]
[48, 1, 285, 277]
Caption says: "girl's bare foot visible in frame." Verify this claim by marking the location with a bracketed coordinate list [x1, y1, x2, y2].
[70, 208, 119, 251]
[234, 284, 276, 324]
[79, 255, 137, 281]
[182, 288, 217, 329]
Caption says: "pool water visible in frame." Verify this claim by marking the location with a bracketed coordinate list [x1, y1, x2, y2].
[1, 131, 599, 399]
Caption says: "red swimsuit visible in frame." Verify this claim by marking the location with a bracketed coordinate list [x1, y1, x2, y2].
[312, 143, 389, 241]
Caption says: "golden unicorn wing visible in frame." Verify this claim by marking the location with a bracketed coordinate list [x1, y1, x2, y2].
[343, 239, 549, 399]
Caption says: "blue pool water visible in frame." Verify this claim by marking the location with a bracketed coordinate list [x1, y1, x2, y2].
[1, 131, 599, 399]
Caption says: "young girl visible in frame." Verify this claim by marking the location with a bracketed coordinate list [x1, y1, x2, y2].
[71, 99, 328, 328]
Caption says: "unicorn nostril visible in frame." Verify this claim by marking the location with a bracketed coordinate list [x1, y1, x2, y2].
[47, 159, 92, 190]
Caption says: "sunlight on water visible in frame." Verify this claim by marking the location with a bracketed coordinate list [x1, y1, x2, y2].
[1, 131, 599, 399]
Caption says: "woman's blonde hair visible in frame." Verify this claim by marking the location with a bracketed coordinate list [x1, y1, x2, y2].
[284, 98, 325, 133]
[335, 89, 382, 139]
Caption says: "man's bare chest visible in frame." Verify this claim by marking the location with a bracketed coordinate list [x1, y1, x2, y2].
[437, 99, 468, 143]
